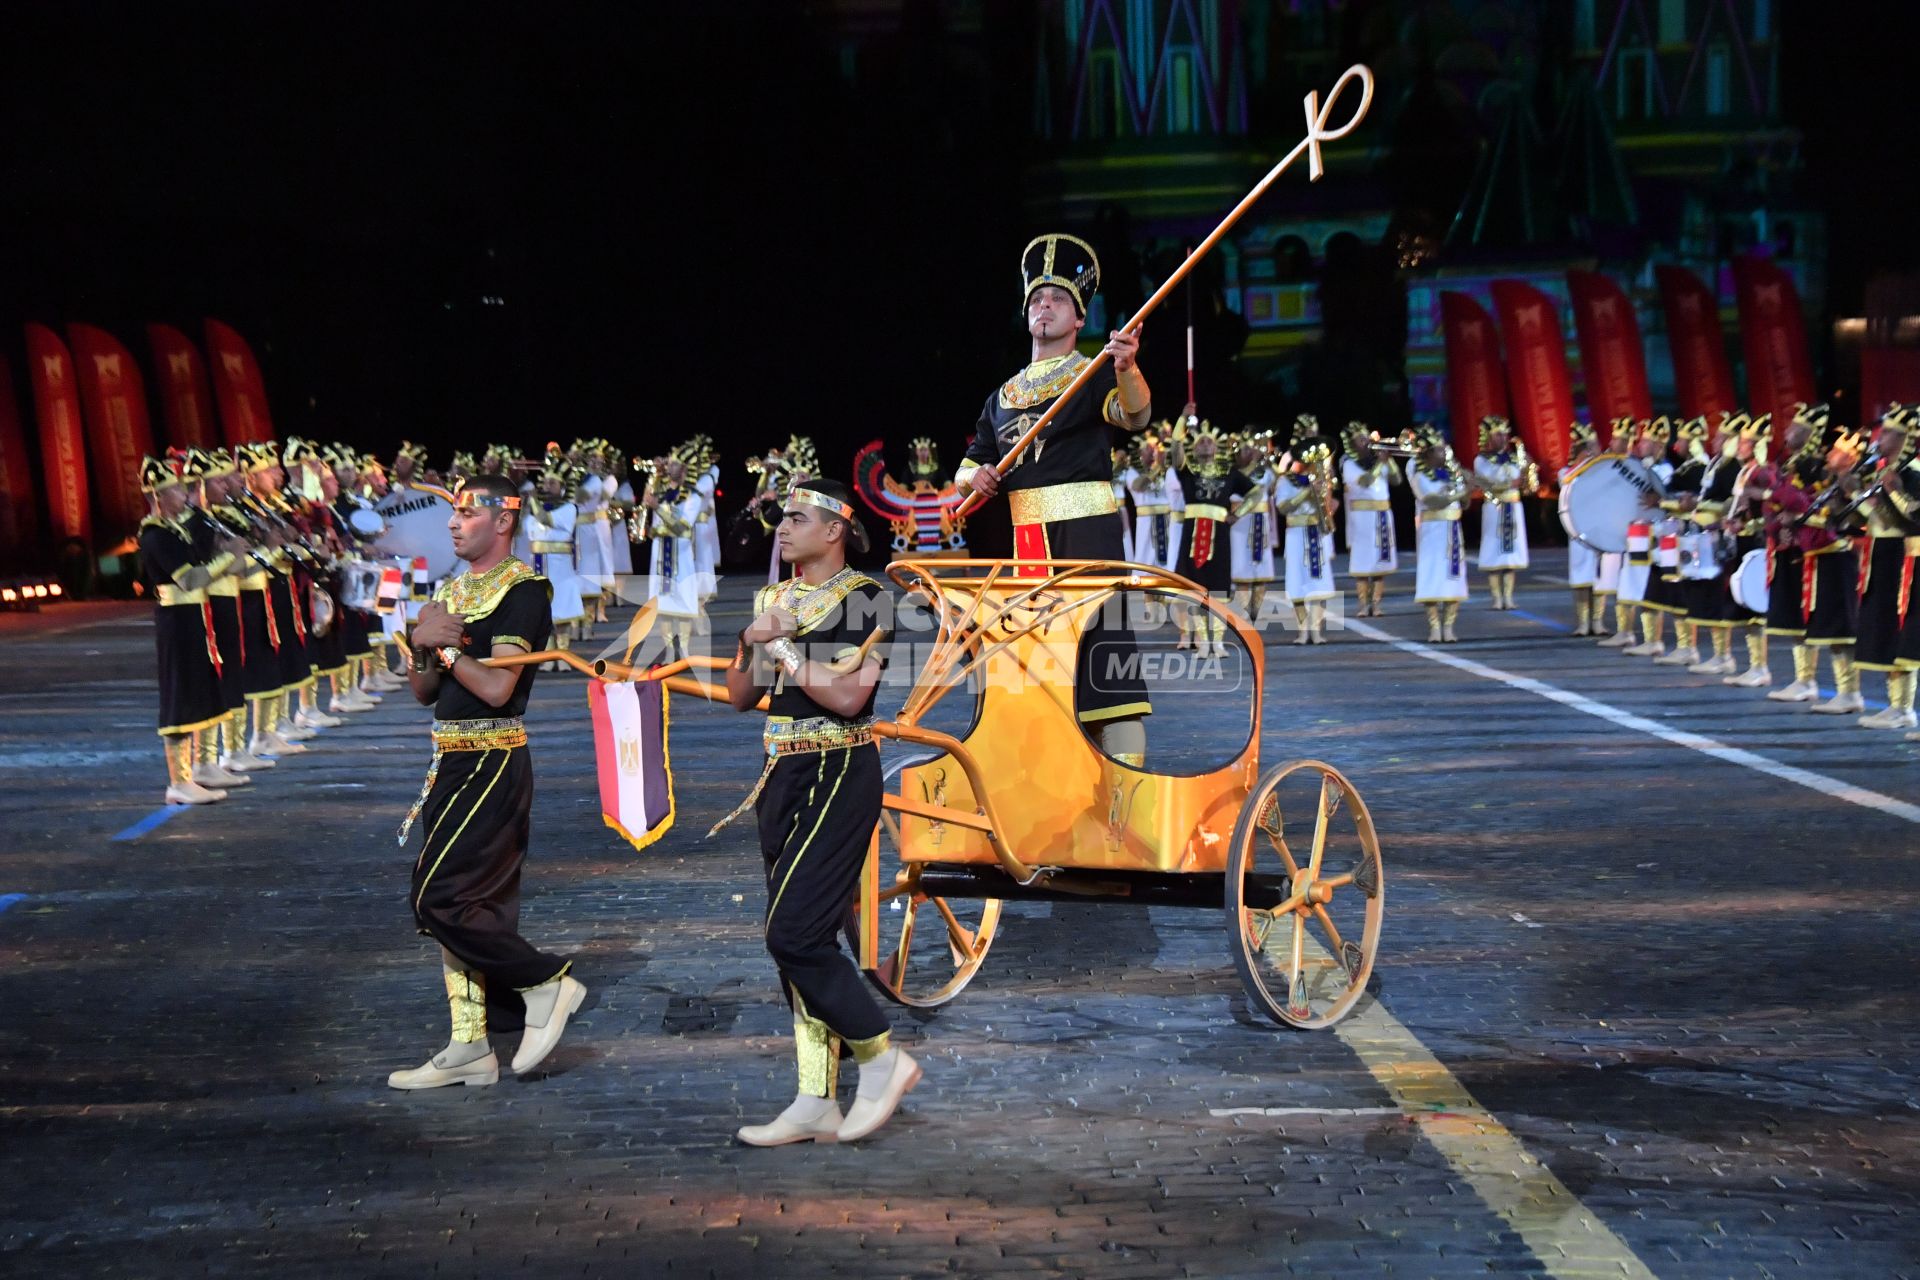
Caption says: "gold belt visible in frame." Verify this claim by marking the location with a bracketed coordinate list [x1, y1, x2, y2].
[155, 584, 209, 606]
[1008, 480, 1118, 526]
[763, 714, 875, 758]
[1908, 536, 1920, 557]
[207, 577, 241, 597]
[431, 717, 528, 752]
[1489, 490, 1522, 502]
[579, 509, 608, 523]
[1134, 503, 1169, 516]
[531, 540, 571, 554]
[1185, 503, 1229, 521]
[1285, 515, 1323, 527]
[1423, 508, 1462, 522]
[1351, 499, 1390, 512]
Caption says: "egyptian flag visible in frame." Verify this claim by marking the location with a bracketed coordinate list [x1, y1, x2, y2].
[589, 679, 675, 851]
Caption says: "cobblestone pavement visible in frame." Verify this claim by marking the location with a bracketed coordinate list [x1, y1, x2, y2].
[2, 555, 1916, 1278]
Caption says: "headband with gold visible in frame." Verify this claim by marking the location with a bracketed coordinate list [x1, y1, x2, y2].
[788, 487, 854, 521]
[453, 483, 522, 512]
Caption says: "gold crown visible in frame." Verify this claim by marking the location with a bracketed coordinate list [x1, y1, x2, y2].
[1674, 415, 1708, 441]
[140, 454, 183, 494]
[1570, 421, 1598, 447]
[1639, 416, 1672, 443]
[1476, 414, 1511, 452]
[784, 434, 819, 476]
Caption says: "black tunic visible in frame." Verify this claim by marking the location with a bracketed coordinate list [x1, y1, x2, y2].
[1173, 463, 1255, 594]
[137, 516, 229, 736]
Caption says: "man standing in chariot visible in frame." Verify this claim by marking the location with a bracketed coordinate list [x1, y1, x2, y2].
[956, 233, 1155, 766]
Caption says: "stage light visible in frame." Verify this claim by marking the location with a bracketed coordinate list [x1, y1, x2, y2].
[48, 584, 62, 596]
[2, 588, 15, 602]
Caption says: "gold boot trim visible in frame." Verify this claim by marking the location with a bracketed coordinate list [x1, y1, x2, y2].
[846, 1030, 891, 1064]
[793, 995, 841, 1099]
[444, 966, 488, 1043]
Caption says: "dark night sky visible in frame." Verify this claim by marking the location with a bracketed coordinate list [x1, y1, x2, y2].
[2, 2, 1914, 481]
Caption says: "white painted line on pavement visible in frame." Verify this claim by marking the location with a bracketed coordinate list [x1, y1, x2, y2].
[1345, 618, 1920, 825]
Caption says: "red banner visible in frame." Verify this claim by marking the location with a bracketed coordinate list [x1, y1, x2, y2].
[24, 324, 92, 547]
[1439, 291, 1510, 463]
[204, 318, 275, 445]
[1732, 255, 1817, 432]
[1565, 270, 1652, 442]
[1489, 280, 1574, 476]
[147, 324, 218, 449]
[68, 324, 158, 541]
[0, 354, 39, 557]
[1655, 265, 1738, 423]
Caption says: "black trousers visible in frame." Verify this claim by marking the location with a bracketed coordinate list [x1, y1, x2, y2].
[410, 745, 569, 1030]
[1855, 538, 1909, 669]
[756, 744, 889, 1044]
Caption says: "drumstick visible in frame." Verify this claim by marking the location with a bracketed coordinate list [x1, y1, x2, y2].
[952, 64, 1374, 521]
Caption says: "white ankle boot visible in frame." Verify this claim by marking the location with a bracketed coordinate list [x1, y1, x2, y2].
[193, 762, 250, 788]
[1767, 680, 1818, 702]
[1725, 666, 1770, 687]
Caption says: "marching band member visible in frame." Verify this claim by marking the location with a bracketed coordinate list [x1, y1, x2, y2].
[1586, 417, 1640, 642]
[604, 443, 636, 586]
[177, 447, 263, 784]
[1617, 418, 1678, 655]
[1673, 413, 1750, 676]
[1275, 433, 1339, 645]
[1229, 429, 1279, 618]
[1408, 425, 1469, 642]
[1764, 428, 1865, 710]
[1473, 415, 1533, 611]
[521, 460, 588, 662]
[1846, 405, 1918, 729]
[1170, 417, 1253, 657]
[691, 434, 723, 604]
[245, 442, 331, 741]
[574, 440, 614, 629]
[751, 436, 818, 585]
[1744, 410, 1827, 695]
[1128, 429, 1181, 573]
[955, 233, 1153, 765]
[1560, 423, 1603, 635]
[723, 479, 917, 1145]
[642, 442, 709, 661]
[138, 455, 241, 805]
[1341, 421, 1399, 618]
[1721, 417, 1775, 685]
[392, 473, 583, 1090]
[1111, 446, 1136, 564]
[1634, 417, 1703, 661]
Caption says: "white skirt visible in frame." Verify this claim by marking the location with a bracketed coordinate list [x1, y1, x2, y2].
[533, 550, 586, 624]
[1345, 507, 1397, 576]
[696, 519, 721, 594]
[1134, 513, 1180, 571]
[1283, 524, 1336, 601]
[649, 536, 703, 619]
[576, 518, 614, 596]
[1415, 519, 1469, 602]
[609, 520, 634, 577]
[1477, 498, 1529, 569]
[1617, 557, 1651, 604]
[1231, 511, 1278, 583]
[1566, 537, 1600, 588]
[1594, 551, 1623, 595]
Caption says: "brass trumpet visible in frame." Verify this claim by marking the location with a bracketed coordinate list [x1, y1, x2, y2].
[1364, 429, 1426, 459]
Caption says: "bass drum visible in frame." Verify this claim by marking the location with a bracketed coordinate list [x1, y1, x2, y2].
[369, 483, 458, 582]
[1558, 453, 1667, 554]
[1730, 548, 1770, 614]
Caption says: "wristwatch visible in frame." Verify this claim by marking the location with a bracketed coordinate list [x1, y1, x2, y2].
[437, 645, 463, 670]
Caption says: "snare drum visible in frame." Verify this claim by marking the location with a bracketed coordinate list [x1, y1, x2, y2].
[339, 558, 384, 611]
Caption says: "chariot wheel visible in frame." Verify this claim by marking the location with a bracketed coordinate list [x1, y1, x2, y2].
[1225, 759, 1383, 1029]
[845, 806, 1002, 1009]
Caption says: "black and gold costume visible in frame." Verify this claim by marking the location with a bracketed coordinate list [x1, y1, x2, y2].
[399, 557, 565, 1030]
[138, 514, 234, 741]
[740, 567, 894, 1096]
[1174, 459, 1254, 595]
